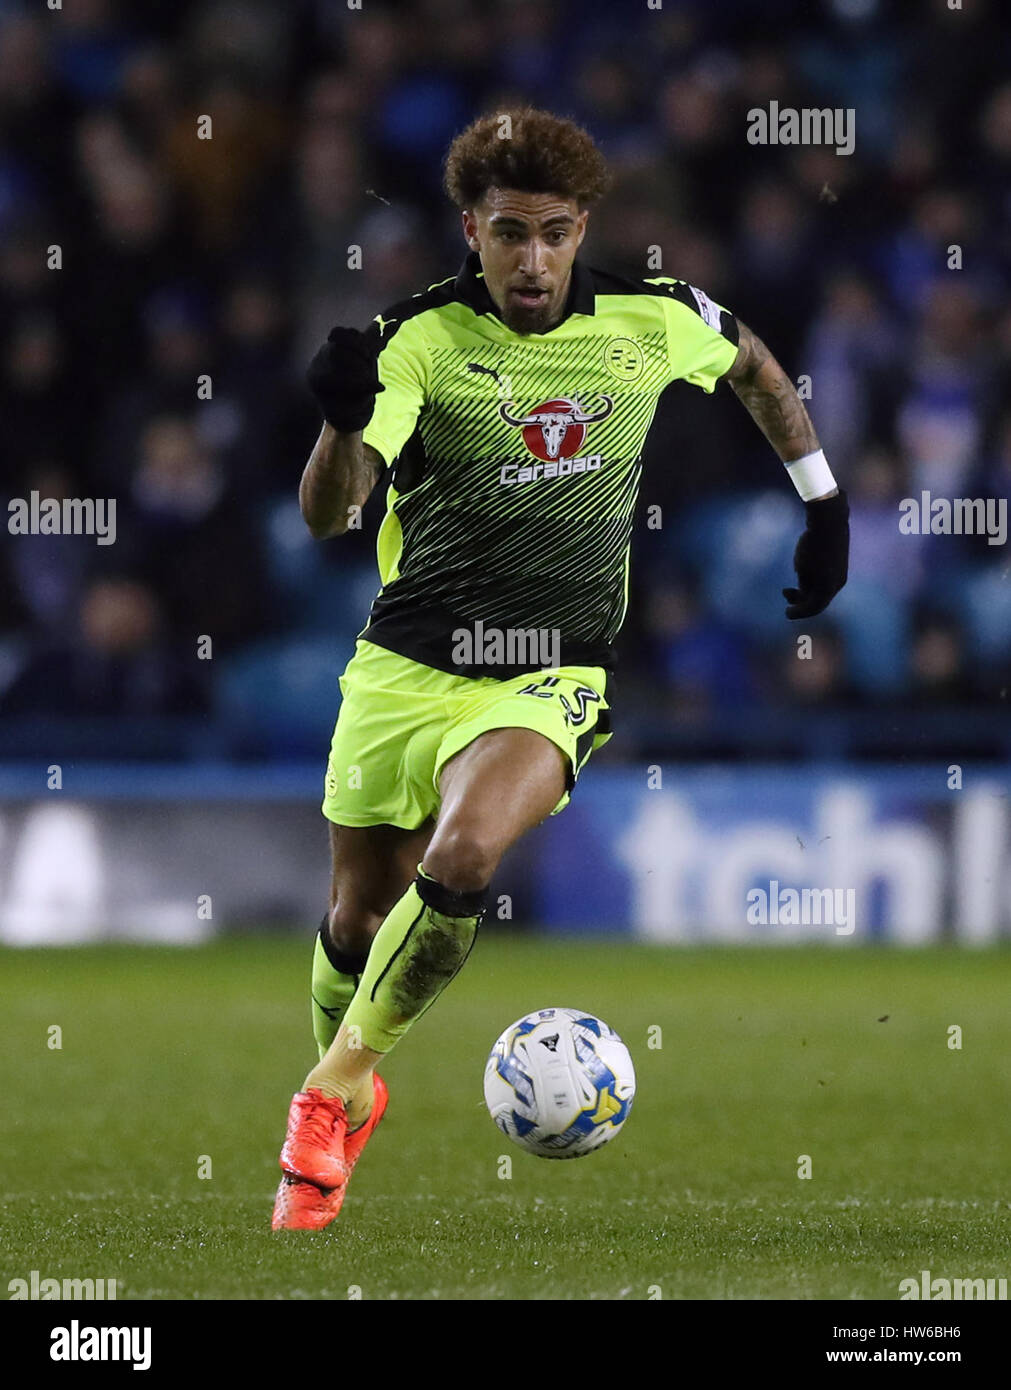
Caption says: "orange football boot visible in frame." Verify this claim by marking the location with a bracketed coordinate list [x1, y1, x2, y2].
[278, 1087, 349, 1188]
[272, 1074, 388, 1231]
[343, 1074, 388, 1180]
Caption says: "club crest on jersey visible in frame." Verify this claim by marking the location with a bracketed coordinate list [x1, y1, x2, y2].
[498, 394, 613, 462]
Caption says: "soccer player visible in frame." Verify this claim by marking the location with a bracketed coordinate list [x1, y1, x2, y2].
[272, 108, 848, 1229]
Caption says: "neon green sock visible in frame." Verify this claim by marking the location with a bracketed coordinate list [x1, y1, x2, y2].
[310, 921, 367, 1060]
[341, 872, 486, 1056]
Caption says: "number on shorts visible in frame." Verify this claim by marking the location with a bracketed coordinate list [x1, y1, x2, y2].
[559, 685, 601, 728]
[516, 676, 560, 699]
[517, 677, 601, 729]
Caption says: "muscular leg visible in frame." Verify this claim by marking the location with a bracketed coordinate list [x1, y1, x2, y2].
[326, 821, 435, 953]
[308, 821, 432, 1107]
[425, 727, 567, 889]
[306, 728, 567, 1110]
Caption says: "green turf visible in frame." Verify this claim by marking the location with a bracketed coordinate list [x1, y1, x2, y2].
[2, 935, 1010, 1299]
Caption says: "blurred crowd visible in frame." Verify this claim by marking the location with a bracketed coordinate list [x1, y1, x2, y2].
[1, 0, 1009, 752]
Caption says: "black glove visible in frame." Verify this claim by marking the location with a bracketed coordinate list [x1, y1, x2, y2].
[783, 487, 849, 619]
[305, 325, 385, 433]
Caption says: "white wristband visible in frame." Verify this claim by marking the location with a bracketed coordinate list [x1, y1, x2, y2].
[785, 449, 836, 502]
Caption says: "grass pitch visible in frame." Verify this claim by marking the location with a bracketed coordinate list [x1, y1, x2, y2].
[2, 936, 1010, 1300]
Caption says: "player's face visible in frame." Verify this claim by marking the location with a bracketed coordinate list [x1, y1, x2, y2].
[463, 189, 588, 335]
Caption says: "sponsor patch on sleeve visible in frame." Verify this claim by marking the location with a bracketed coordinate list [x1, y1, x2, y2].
[688, 285, 724, 332]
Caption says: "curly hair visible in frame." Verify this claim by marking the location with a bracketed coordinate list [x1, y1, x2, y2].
[443, 107, 612, 210]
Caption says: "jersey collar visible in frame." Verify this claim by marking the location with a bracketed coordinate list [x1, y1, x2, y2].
[454, 250, 595, 326]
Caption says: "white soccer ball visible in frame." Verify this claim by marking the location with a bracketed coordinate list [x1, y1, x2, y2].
[484, 1007, 636, 1159]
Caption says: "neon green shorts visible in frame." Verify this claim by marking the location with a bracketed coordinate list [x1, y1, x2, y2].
[322, 638, 612, 829]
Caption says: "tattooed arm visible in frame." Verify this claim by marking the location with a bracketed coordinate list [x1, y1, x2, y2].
[723, 320, 848, 618]
[723, 322, 837, 501]
[299, 427, 385, 539]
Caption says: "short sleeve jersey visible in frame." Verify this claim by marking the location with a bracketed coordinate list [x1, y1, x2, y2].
[358, 251, 739, 678]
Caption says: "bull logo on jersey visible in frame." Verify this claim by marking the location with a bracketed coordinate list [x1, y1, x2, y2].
[498, 394, 614, 462]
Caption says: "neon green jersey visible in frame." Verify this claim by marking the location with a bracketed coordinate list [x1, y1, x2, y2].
[359, 251, 739, 678]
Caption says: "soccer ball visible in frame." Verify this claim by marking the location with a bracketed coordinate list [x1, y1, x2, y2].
[484, 1007, 636, 1159]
